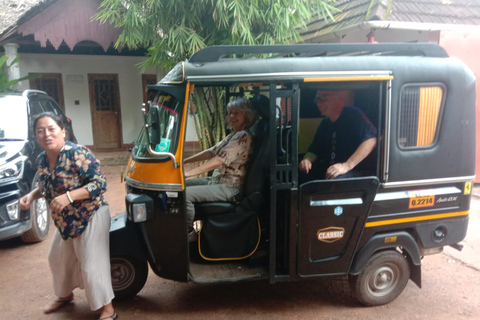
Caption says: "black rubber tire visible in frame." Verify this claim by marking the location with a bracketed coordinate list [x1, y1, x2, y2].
[349, 250, 410, 306]
[21, 173, 49, 243]
[110, 255, 148, 300]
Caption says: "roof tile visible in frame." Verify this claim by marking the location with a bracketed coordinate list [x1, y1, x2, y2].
[301, 0, 480, 41]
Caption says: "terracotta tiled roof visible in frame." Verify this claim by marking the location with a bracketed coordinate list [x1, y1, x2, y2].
[301, 0, 480, 41]
[390, 0, 480, 24]
[0, 0, 55, 36]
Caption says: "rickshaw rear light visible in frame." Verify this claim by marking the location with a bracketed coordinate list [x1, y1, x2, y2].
[126, 193, 154, 223]
[132, 203, 147, 222]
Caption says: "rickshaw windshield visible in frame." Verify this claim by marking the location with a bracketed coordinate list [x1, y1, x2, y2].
[132, 93, 182, 161]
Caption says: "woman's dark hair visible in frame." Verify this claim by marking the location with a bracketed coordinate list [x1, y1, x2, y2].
[33, 112, 65, 135]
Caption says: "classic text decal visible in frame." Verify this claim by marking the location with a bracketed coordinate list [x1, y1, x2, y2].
[317, 227, 345, 243]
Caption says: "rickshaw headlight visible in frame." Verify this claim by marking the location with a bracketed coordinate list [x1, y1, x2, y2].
[132, 203, 147, 222]
[126, 193, 154, 223]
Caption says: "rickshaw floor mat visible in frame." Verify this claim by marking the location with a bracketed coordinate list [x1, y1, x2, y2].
[189, 260, 269, 283]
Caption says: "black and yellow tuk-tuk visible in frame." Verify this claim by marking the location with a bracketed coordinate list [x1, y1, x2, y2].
[109, 43, 475, 306]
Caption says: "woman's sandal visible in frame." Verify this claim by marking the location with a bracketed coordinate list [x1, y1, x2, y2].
[43, 293, 74, 314]
[99, 311, 118, 320]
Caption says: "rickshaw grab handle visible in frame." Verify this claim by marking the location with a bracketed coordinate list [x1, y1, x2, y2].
[146, 145, 180, 168]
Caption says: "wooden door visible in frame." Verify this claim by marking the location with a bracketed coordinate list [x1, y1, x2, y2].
[88, 74, 122, 149]
[29, 73, 65, 112]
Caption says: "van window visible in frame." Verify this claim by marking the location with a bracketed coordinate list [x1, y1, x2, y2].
[42, 100, 61, 115]
[29, 100, 44, 116]
[398, 85, 444, 148]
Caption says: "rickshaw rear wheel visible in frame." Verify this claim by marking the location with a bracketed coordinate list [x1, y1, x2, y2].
[349, 250, 410, 306]
[111, 255, 148, 300]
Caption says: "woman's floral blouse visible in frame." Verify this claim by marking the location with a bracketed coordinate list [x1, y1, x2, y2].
[208, 130, 252, 187]
[37, 141, 107, 240]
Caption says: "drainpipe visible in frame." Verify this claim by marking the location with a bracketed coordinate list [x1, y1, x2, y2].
[3, 43, 21, 91]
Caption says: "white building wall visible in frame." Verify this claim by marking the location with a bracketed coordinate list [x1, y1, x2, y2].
[17, 53, 164, 146]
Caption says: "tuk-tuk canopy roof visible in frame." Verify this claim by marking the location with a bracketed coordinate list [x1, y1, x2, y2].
[158, 43, 449, 85]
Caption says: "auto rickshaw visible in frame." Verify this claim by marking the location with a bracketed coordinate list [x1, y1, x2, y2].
[109, 43, 475, 306]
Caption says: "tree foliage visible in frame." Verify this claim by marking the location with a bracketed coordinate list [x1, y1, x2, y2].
[96, 0, 338, 70]
[97, 0, 338, 152]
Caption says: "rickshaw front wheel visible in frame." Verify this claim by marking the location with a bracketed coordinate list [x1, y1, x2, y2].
[349, 250, 410, 306]
[110, 255, 148, 300]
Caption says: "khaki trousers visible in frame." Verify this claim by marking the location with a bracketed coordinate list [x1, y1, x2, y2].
[48, 205, 114, 311]
[186, 178, 240, 229]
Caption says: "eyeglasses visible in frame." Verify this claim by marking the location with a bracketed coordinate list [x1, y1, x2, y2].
[314, 93, 338, 103]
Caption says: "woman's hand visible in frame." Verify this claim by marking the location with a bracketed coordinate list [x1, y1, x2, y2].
[50, 194, 70, 213]
[19, 194, 33, 210]
[20, 188, 42, 210]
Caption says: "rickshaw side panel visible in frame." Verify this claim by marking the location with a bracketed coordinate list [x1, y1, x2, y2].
[363, 181, 471, 249]
[139, 189, 189, 282]
[387, 59, 476, 182]
[297, 177, 379, 276]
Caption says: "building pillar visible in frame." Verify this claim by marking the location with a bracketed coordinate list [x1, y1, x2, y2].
[3, 43, 21, 91]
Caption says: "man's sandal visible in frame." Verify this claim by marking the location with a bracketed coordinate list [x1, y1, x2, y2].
[99, 311, 118, 320]
[43, 293, 74, 314]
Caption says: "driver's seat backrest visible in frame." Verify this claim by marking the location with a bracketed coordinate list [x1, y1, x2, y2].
[242, 94, 270, 198]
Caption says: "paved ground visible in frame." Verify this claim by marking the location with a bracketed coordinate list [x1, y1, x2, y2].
[444, 186, 480, 271]
[0, 158, 479, 319]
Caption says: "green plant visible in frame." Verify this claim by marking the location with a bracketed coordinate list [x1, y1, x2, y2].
[96, 0, 338, 70]
[191, 87, 225, 150]
[0, 55, 40, 93]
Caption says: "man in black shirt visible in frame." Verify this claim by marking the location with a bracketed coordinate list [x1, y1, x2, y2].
[299, 90, 377, 179]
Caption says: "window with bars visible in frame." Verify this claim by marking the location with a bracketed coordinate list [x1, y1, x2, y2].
[398, 85, 445, 149]
[93, 79, 117, 111]
[29, 73, 65, 112]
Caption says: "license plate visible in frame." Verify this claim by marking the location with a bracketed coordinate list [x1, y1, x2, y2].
[409, 195, 435, 209]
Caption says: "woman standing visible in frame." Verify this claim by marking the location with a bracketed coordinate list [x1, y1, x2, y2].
[184, 98, 256, 241]
[19, 112, 118, 320]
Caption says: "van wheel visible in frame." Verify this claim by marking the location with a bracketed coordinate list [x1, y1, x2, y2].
[110, 255, 148, 300]
[349, 251, 410, 306]
[21, 173, 50, 243]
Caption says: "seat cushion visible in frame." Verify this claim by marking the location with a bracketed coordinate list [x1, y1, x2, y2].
[195, 202, 236, 218]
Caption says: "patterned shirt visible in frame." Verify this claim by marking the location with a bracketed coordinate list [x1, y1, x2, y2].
[37, 141, 107, 240]
[208, 130, 252, 187]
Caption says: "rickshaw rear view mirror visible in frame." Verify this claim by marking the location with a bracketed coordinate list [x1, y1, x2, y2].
[146, 104, 161, 146]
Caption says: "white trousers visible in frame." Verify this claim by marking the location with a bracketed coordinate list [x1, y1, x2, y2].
[48, 205, 115, 311]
